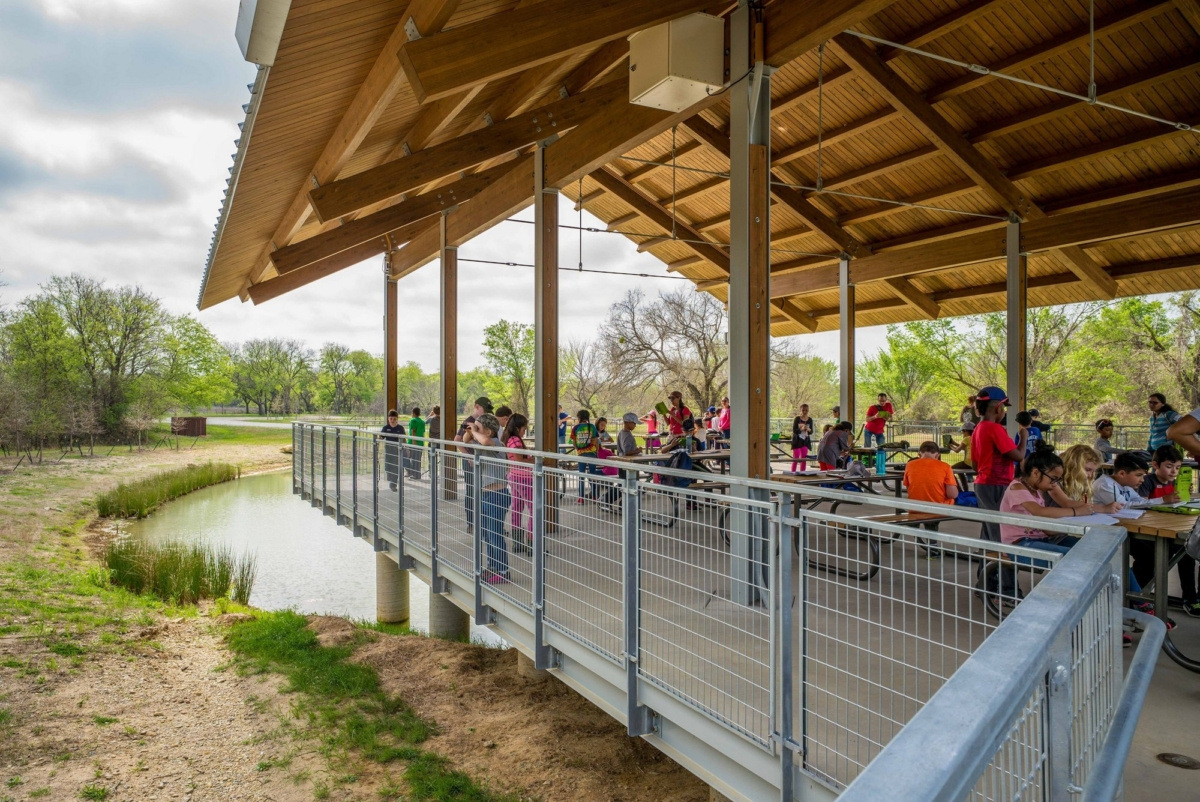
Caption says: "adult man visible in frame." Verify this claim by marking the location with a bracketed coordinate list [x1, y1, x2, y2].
[455, 396, 493, 529]
[970, 386, 1029, 543]
[864, 392, 894, 448]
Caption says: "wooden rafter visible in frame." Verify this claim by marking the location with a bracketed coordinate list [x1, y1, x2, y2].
[398, 0, 710, 102]
[771, 184, 1200, 298]
[884, 276, 939, 319]
[308, 79, 629, 222]
[830, 32, 1119, 298]
[244, 0, 462, 287]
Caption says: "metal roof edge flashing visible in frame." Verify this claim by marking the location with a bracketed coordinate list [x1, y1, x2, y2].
[197, 62, 270, 310]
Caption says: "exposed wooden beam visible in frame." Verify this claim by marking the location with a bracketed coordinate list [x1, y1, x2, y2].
[248, 219, 432, 305]
[772, 109, 898, 166]
[830, 32, 1119, 298]
[246, 0, 461, 286]
[270, 165, 508, 274]
[802, 253, 1200, 320]
[397, 0, 710, 102]
[884, 276, 939, 319]
[624, 141, 704, 182]
[772, 183, 1200, 297]
[591, 167, 729, 270]
[830, 33, 1029, 215]
[762, 0, 902, 70]
[309, 80, 628, 221]
[1177, 0, 1200, 33]
[384, 0, 903, 281]
[926, 0, 1172, 103]
[681, 115, 863, 254]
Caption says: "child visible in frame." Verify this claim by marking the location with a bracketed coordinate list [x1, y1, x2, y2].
[1000, 445, 1116, 552]
[817, 421, 853, 470]
[949, 421, 974, 466]
[1015, 411, 1041, 456]
[616, 412, 642, 457]
[570, 409, 601, 501]
[903, 441, 958, 505]
[1139, 444, 1182, 502]
[1093, 418, 1115, 462]
[1045, 444, 1104, 509]
[1091, 452, 1149, 509]
[791, 404, 814, 472]
[502, 413, 533, 554]
[595, 416, 614, 444]
[640, 410, 661, 450]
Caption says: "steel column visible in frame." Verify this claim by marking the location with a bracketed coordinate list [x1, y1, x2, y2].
[622, 470, 653, 735]
[839, 258, 855, 428]
[531, 457, 556, 669]
[727, 0, 772, 608]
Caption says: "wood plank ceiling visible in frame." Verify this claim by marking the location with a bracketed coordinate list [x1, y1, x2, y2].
[200, 0, 1200, 339]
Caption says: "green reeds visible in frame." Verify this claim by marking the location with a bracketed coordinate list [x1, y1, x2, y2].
[95, 462, 240, 519]
[103, 538, 257, 605]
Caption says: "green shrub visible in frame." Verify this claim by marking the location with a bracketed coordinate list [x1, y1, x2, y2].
[95, 462, 240, 519]
[102, 539, 257, 606]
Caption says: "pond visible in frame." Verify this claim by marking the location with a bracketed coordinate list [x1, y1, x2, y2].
[127, 471, 496, 642]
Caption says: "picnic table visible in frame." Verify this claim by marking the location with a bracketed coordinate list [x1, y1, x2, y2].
[1116, 510, 1200, 673]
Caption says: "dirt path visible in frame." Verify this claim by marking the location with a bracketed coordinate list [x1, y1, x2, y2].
[0, 436, 709, 801]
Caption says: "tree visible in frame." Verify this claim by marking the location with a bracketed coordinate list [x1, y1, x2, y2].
[160, 315, 234, 412]
[599, 288, 728, 410]
[482, 320, 535, 414]
[231, 339, 288, 414]
[772, 345, 838, 419]
[561, 339, 612, 414]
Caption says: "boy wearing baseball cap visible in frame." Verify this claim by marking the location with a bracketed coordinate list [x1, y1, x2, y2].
[971, 386, 1030, 543]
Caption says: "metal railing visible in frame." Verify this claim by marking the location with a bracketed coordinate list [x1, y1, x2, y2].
[292, 423, 1159, 801]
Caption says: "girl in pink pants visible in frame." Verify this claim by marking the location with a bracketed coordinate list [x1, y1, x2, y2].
[503, 414, 534, 553]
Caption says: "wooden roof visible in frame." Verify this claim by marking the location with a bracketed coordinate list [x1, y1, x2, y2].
[200, 0, 1200, 338]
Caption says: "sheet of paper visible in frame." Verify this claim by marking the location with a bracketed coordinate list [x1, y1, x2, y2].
[1057, 514, 1120, 526]
[1111, 508, 1145, 519]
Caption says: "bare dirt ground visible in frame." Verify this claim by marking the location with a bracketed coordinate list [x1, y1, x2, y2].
[0, 434, 709, 801]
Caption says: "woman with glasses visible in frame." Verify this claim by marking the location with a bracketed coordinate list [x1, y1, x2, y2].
[1147, 392, 1181, 450]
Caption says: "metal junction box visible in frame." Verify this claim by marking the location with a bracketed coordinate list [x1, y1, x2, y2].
[628, 14, 724, 112]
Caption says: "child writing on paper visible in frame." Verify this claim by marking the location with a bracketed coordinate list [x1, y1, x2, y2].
[1000, 444, 1119, 553]
[1092, 453, 1150, 509]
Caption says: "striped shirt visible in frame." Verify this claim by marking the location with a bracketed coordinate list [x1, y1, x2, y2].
[1149, 409, 1181, 450]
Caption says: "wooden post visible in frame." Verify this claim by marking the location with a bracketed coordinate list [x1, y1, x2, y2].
[1006, 220, 1027, 439]
[384, 255, 398, 414]
[533, 144, 559, 453]
[439, 211, 459, 499]
[839, 258, 856, 428]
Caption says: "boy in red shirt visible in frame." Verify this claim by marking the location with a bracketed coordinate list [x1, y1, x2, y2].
[970, 386, 1029, 543]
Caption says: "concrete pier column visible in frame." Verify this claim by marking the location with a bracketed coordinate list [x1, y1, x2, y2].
[375, 553, 410, 625]
[427, 590, 469, 640]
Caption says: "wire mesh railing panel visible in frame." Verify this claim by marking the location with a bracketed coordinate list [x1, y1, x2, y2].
[967, 681, 1049, 802]
[293, 426, 302, 490]
[436, 449, 473, 578]
[356, 433, 376, 530]
[338, 432, 355, 522]
[798, 517, 1058, 789]
[402, 446, 434, 556]
[637, 484, 774, 747]
[541, 464, 623, 662]
[1069, 571, 1120, 789]
[322, 428, 336, 505]
[473, 453, 531, 609]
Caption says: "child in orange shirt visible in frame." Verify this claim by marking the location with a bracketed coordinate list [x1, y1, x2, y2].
[903, 441, 959, 505]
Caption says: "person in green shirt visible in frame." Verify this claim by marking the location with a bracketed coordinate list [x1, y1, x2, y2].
[405, 407, 426, 479]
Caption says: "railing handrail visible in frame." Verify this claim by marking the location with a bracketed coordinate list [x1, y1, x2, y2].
[315, 423, 1110, 537]
[836, 529, 1128, 802]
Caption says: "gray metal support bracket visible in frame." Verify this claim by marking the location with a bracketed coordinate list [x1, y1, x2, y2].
[1044, 629, 1075, 798]
[622, 471, 655, 735]
[472, 451, 494, 624]
[333, 429, 343, 522]
[371, 436, 380, 549]
[351, 430, 359, 534]
[531, 458, 558, 670]
[779, 508, 797, 796]
[429, 448, 448, 593]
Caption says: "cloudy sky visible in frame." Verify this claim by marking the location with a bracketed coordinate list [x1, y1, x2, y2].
[0, 0, 888, 371]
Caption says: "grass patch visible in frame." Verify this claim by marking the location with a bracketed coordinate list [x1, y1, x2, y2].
[91, 716, 118, 726]
[79, 785, 108, 800]
[225, 612, 513, 801]
[103, 539, 256, 605]
[95, 462, 240, 519]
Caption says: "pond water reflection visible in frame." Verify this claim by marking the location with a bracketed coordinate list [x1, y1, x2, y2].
[128, 471, 495, 641]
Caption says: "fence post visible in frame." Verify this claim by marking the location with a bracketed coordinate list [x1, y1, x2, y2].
[623, 469, 654, 735]
[334, 428, 342, 523]
[779, 504, 796, 796]
[372, 435, 381, 551]
[351, 430, 359, 535]
[293, 425, 302, 495]
[321, 427, 328, 511]
[532, 457, 557, 670]
[1044, 629, 1076, 797]
[429, 446, 447, 593]
[472, 451, 492, 624]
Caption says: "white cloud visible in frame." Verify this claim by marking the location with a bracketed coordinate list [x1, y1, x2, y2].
[35, 0, 234, 33]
